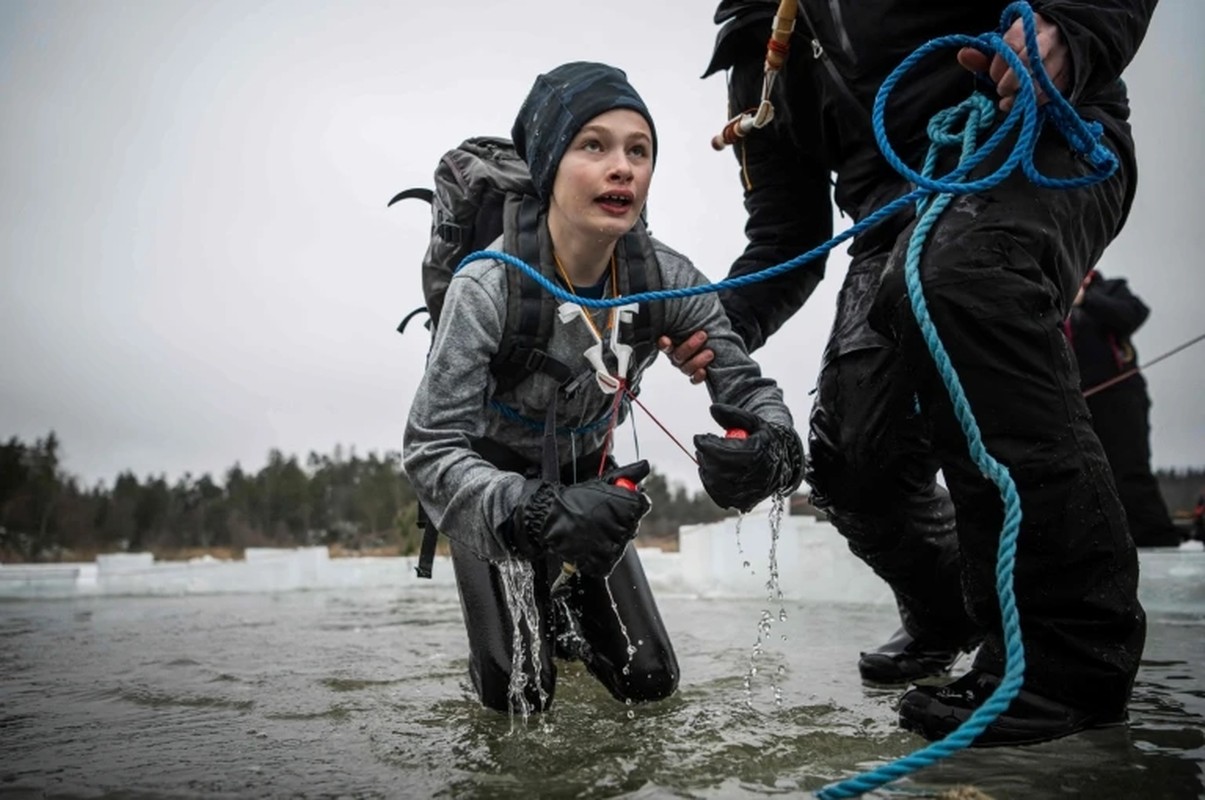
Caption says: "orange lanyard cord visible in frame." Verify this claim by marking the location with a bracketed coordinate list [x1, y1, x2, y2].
[553, 252, 619, 341]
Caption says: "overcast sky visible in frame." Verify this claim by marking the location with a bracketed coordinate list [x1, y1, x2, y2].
[2, 0, 1202, 492]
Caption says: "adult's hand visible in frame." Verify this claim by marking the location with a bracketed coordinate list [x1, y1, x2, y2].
[957, 12, 1071, 111]
[657, 331, 714, 385]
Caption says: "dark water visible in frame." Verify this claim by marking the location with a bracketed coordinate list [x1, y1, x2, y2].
[1, 586, 1202, 799]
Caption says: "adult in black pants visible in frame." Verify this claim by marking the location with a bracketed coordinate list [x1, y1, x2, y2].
[1064, 270, 1180, 547]
[663, 0, 1154, 745]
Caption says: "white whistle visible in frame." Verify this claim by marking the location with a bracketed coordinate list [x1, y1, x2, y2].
[556, 300, 641, 395]
[558, 302, 620, 394]
[585, 342, 621, 394]
[608, 302, 639, 384]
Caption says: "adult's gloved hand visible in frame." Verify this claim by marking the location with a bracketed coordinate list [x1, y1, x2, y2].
[506, 460, 652, 577]
[694, 404, 805, 512]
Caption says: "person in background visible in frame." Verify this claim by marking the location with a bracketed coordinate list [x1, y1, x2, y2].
[1063, 269, 1181, 547]
[661, 0, 1154, 746]
[1192, 492, 1204, 543]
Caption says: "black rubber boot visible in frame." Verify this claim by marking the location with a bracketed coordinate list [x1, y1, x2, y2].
[898, 669, 1128, 747]
[857, 626, 974, 686]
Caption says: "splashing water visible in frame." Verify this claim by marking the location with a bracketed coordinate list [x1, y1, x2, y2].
[765, 494, 785, 606]
[734, 512, 755, 574]
[605, 572, 638, 680]
[552, 595, 588, 662]
[744, 494, 790, 709]
[496, 559, 547, 727]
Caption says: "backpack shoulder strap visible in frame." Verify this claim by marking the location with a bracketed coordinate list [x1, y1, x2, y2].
[491, 193, 574, 395]
[616, 221, 666, 376]
[414, 502, 438, 578]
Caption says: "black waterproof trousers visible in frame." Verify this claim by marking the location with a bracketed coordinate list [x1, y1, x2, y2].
[806, 273, 980, 652]
[451, 540, 678, 713]
[449, 445, 678, 714]
[808, 122, 1147, 715]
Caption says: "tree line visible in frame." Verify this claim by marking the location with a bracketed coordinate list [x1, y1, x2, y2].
[0, 433, 729, 563]
[1157, 466, 1205, 521]
[4, 433, 1200, 564]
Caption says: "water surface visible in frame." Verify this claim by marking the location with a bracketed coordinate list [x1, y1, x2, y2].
[2, 586, 1202, 798]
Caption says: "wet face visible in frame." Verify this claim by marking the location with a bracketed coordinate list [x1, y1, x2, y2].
[548, 108, 653, 245]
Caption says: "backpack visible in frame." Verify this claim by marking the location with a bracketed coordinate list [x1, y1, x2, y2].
[390, 136, 666, 577]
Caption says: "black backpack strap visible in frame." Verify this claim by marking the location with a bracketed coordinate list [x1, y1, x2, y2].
[615, 222, 665, 386]
[387, 187, 434, 207]
[492, 194, 574, 394]
[415, 502, 437, 578]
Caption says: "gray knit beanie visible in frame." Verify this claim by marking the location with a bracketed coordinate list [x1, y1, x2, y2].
[511, 61, 658, 202]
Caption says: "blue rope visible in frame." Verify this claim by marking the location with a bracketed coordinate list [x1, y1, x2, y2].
[456, 2, 1116, 311]
[456, 3, 1115, 797]
[818, 4, 1085, 794]
[814, 92, 1026, 800]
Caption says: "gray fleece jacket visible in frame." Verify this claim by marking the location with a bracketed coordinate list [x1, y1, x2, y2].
[402, 236, 795, 562]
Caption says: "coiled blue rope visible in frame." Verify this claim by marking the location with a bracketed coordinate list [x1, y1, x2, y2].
[817, 3, 1112, 788]
[814, 94, 1027, 800]
[457, 2, 1116, 311]
[457, 3, 1117, 797]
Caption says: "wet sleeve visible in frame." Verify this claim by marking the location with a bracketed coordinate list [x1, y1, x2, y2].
[1032, 0, 1158, 103]
[402, 266, 527, 561]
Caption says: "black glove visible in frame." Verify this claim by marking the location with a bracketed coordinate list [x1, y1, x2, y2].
[506, 460, 652, 577]
[694, 404, 804, 512]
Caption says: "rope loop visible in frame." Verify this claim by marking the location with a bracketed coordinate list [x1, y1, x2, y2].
[456, 4, 1118, 310]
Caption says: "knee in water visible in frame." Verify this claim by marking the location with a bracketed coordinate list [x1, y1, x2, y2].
[472, 651, 556, 714]
[619, 661, 678, 703]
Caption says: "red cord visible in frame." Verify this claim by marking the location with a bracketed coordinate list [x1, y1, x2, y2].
[596, 379, 628, 476]
[624, 387, 699, 466]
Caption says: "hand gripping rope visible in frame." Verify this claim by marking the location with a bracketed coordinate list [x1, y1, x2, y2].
[457, 3, 1119, 796]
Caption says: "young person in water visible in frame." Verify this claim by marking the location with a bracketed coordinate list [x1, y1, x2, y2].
[403, 61, 804, 713]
